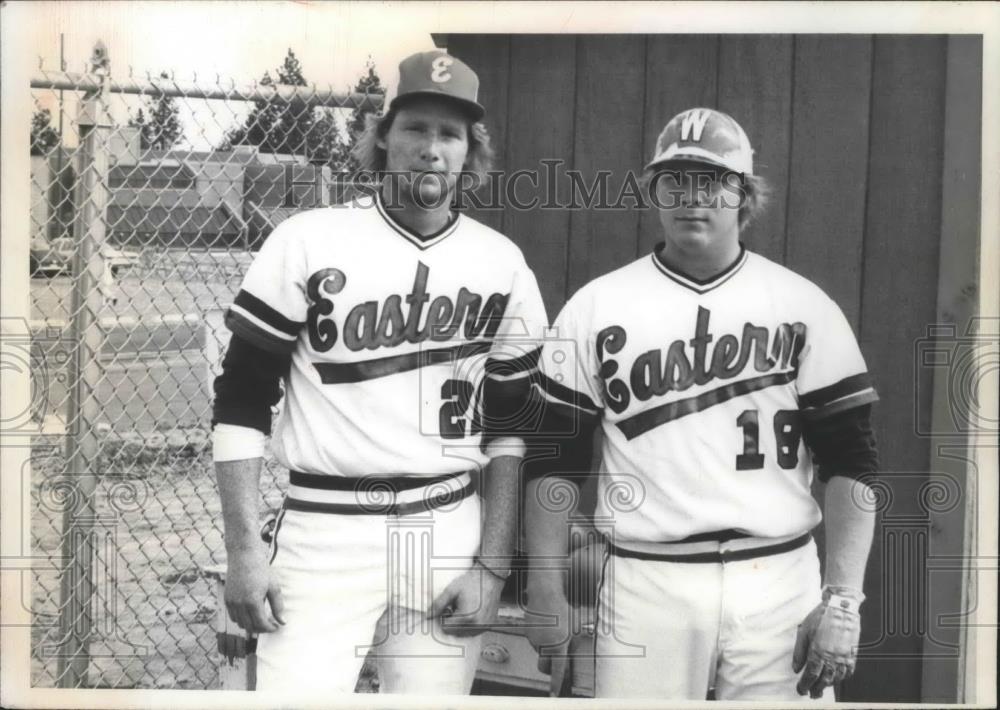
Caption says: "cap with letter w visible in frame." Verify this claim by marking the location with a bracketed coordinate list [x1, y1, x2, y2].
[390, 50, 486, 121]
[646, 107, 754, 175]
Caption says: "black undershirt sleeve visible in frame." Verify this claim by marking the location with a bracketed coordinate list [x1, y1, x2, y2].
[521, 391, 601, 484]
[802, 404, 880, 483]
[478, 348, 543, 451]
[211, 334, 291, 435]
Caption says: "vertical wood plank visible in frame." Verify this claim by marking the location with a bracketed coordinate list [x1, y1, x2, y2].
[717, 35, 794, 263]
[445, 33, 963, 703]
[447, 35, 509, 234]
[920, 35, 981, 704]
[785, 35, 872, 330]
[783, 35, 872, 699]
[565, 36, 647, 296]
[503, 35, 577, 317]
[847, 35, 949, 704]
[638, 35, 719, 254]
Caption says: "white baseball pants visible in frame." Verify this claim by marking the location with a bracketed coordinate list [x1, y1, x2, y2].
[255, 483, 482, 694]
[594, 536, 832, 700]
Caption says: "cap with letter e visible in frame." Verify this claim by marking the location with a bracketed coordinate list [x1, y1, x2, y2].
[646, 107, 754, 175]
[389, 50, 485, 121]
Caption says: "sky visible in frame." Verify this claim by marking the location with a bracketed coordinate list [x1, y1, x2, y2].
[25, 1, 453, 150]
[24, 0, 688, 150]
[28, 2, 438, 93]
[17, 1, 1000, 151]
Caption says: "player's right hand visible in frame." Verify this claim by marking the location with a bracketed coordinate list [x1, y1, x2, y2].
[524, 585, 573, 693]
[792, 592, 862, 698]
[224, 549, 285, 634]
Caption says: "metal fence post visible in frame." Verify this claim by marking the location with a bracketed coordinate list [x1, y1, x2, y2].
[56, 40, 113, 688]
[28, 48, 384, 689]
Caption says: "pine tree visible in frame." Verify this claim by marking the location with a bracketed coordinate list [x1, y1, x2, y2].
[30, 108, 61, 156]
[222, 49, 332, 158]
[343, 57, 385, 172]
[276, 49, 306, 86]
[347, 56, 385, 139]
[307, 108, 348, 167]
[222, 71, 276, 150]
[129, 72, 183, 150]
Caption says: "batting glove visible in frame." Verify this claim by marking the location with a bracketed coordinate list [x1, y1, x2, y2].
[792, 585, 864, 698]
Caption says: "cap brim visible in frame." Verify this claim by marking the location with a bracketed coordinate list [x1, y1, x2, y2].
[389, 91, 485, 121]
[645, 147, 750, 175]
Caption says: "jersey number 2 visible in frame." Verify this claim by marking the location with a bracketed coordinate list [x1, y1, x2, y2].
[736, 409, 801, 471]
[439, 379, 483, 439]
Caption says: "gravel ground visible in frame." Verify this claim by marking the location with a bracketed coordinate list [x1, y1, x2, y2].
[30, 440, 381, 691]
[31, 442, 230, 688]
[32, 256, 243, 689]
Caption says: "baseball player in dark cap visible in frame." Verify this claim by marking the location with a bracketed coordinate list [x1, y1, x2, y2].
[213, 50, 547, 694]
[523, 107, 879, 700]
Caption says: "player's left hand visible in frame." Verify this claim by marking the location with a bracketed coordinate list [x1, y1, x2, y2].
[792, 591, 863, 698]
[428, 561, 505, 636]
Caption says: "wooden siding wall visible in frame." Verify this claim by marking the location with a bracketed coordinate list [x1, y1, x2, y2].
[446, 34, 981, 703]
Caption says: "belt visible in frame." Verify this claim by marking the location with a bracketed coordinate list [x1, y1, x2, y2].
[289, 469, 466, 492]
[285, 469, 474, 516]
[607, 532, 812, 564]
[671, 528, 751, 544]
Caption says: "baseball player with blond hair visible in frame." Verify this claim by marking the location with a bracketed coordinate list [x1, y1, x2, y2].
[524, 108, 879, 700]
[212, 50, 547, 694]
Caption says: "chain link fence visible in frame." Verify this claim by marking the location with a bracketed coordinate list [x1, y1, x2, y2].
[28, 42, 383, 689]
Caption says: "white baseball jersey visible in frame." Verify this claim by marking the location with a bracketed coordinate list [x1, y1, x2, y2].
[226, 192, 548, 477]
[537, 246, 877, 542]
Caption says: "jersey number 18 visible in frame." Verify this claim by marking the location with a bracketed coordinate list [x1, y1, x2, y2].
[736, 409, 802, 471]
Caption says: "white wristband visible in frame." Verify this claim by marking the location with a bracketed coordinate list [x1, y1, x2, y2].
[212, 423, 266, 462]
[826, 594, 862, 615]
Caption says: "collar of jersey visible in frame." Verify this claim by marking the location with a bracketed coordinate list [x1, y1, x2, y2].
[375, 190, 461, 250]
[650, 243, 749, 294]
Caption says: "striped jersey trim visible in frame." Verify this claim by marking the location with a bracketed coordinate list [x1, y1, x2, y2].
[487, 368, 537, 383]
[650, 245, 749, 294]
[375, 190, 461, 250]
[800, 372, 879, 420]
[234, 289, 303, 338]
[807, 389, 879, 420]
[484, 347, 542, 380]
[799, 372, 873, 408]
[226, 289, 304, 354]
[532, 374, 601, 416]
[225, 308, 298, 354]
